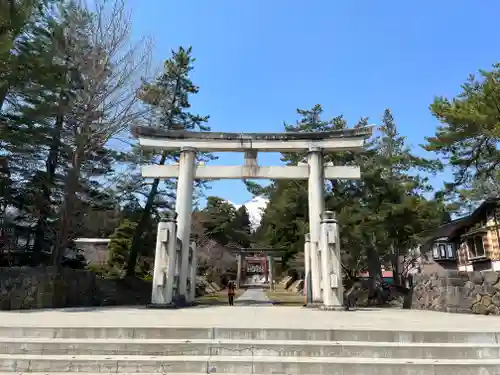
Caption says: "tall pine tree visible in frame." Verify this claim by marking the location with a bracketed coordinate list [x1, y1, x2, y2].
[257, 105, 448, 285]
[231, 206, 252, 248]
[125, 47, 214, 276]
[424, 63, 500, 202]
[198, 197, 237, 246]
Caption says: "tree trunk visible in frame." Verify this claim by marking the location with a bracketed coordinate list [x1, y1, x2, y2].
[125, 151, 168, 276]
[52, 147, 84, 265]
[125, 73, 182, 277]
[33, 107, 64, 264]
[366, 234, 382, 294]
[0, 85, 9, 111]
[390, 243, 402, 286]
[32, 58, 72, 262]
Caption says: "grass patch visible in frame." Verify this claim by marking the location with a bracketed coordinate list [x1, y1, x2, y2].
[266, 287, 305, 306]
[196, 288, 244, 305]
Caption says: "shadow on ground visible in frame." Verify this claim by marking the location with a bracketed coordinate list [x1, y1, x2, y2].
[6, 305, 146, 313]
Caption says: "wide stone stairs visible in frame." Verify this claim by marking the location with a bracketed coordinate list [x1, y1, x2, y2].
[0, 325, 499, 374]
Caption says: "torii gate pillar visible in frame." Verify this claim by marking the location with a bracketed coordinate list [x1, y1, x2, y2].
[175, 147, 196, 300]
[236, 252, 243, 288]
[307, 147, 324, 302]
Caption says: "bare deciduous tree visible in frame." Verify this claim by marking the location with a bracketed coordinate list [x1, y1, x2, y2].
[191, 212, 236, 278]
[53, 0, 153, 263]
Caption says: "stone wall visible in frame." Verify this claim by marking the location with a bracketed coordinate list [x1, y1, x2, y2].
[412, 271, 500, 315]
[0, 266, 98, 310]
[0, 266, 225, 310]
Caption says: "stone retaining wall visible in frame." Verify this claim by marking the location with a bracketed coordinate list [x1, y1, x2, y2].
[0, 266, 98, 310]
[411, 271, 500, 315]
[0, 266, 223, 310]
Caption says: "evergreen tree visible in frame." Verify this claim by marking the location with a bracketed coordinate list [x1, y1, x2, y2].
[1, 1, 85, 262]
[356, 109, 445, 284]
[199, 196, 237, 246]
[106, 220, 137, 278]
[192, 198, 254, 249]
[424, 63, 500, 200]
[27, 2, 97, 262]
[0, 0, 151, 267]
[231, 206, 252, 248]
[125, 46, 214, 276]
[259, 105, 358, 269]
[0, 0, 60, 107]
[257, 105, 448, 285]
[256, 181, 308, 266]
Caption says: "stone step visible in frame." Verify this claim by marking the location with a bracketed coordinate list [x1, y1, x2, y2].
[0, 338, 499, 359]
[0, 326, 498, 343]
[0, 354, 499, 374]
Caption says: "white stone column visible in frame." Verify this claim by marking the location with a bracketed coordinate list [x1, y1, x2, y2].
[151, 213, 177, 305]
[333, 214, 343, 306]
[174, 238, 182, 296]
[264, 256, 269, 283]
[188, 241, 197, 302]
[320, 211, 343, 308]
[307, 147, 324, 302]
[268, 254, 274, 290]
[175, 146, 197, 300]
[304, 233, 312, 304]
[236, 252, 243, 288]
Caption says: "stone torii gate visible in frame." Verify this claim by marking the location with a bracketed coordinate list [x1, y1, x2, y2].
[132, 126, 372, 308]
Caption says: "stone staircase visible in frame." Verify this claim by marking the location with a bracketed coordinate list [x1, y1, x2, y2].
[0, 325, 499, 374]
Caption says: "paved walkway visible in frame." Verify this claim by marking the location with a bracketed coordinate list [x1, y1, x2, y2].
[235, 288, 272, 306]
[1, 306, 500, 331]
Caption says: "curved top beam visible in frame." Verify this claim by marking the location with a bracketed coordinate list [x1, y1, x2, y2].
[131, 126, 374, 152]
[131, 125, 373, 142]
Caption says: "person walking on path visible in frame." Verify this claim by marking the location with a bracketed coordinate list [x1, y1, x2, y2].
[227, 281, 235, 306]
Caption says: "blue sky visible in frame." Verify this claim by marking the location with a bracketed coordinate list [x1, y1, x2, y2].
[128, 0, 499, 205]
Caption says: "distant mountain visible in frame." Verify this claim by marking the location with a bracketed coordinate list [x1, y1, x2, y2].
[230, 196, 269, 231]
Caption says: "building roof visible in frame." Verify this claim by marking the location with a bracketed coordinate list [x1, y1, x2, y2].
[419, 197, 499, 243]
[74, 238, 111, 244]
[467, 197, 499, 222]
[420, 217, 470, 242]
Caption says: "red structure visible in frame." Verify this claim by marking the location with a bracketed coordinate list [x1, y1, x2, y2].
[232, 249, 284, 287]
[243, 255, 267, 279]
